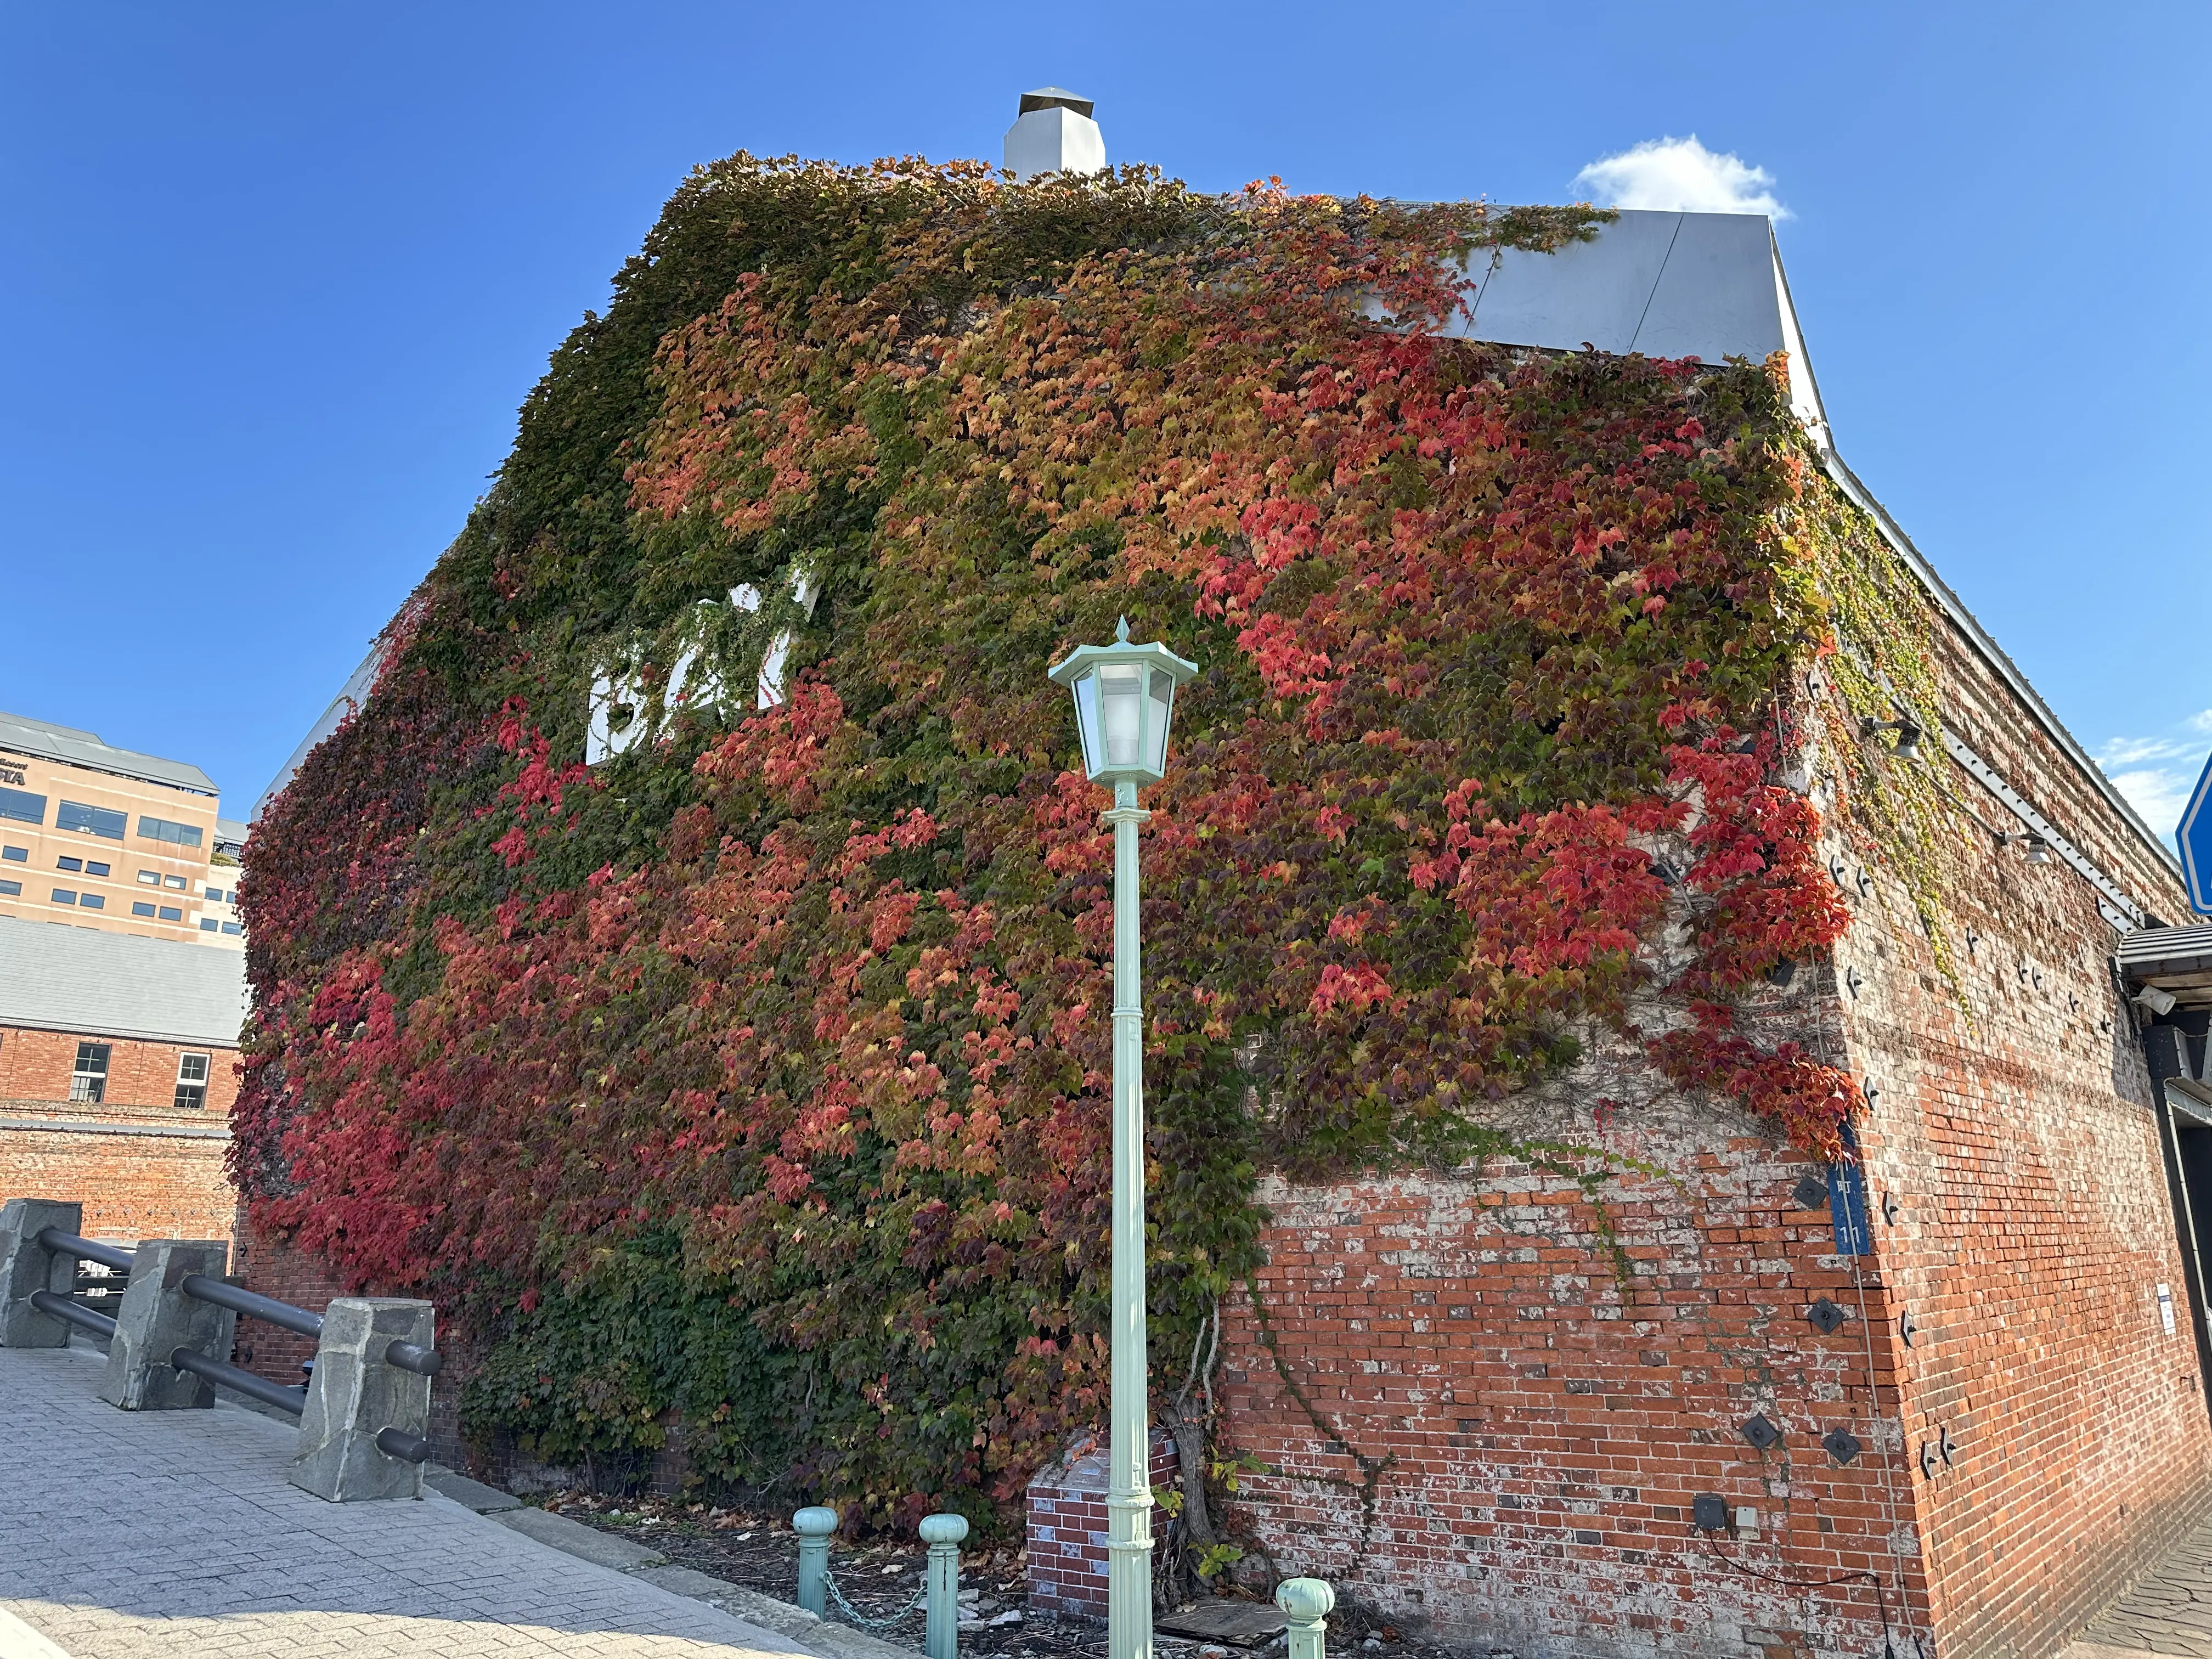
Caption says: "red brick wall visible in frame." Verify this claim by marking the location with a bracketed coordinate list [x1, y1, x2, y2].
[0, 1023, 239, 1114]
[1192, 616, 2212, 1659]
[1215, 1081, 1923, 1659]
[0, 1021, 239, 1244]
[1831, 623, 2212, 1659]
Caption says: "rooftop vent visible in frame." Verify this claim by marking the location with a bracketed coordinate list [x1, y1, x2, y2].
[1004, 87, 1104, 182]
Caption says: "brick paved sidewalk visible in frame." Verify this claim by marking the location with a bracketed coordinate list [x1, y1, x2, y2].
[0, 1344, 820, 1658]
[2066, 1515, 2212, 1659]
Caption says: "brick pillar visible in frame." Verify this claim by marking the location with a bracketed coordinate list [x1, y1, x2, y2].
[1025, 1427, 1178, 1620]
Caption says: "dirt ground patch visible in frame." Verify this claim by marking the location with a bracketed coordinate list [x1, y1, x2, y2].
[541, 1493, 1449, 1659]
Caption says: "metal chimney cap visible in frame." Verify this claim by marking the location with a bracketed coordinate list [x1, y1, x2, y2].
[1019, 87, 1094, 117]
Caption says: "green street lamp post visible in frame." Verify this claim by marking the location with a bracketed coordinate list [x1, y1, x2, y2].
[1048, 618, 1200, 1659]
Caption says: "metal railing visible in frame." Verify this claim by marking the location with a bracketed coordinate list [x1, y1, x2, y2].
[19, 1214, 438, 1471]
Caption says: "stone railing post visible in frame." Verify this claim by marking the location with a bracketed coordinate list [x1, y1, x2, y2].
[922, 1511, 968, 1659]
[99, 1239, 235, 1409]
[1277, 1577, 1334, 1659]
[794, 1505, 837, 1615]
[0, 1199, 83, 1347]
[289, 1297, 435, 1501]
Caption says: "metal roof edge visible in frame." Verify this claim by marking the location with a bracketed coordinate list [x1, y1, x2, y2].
[1812, 443, 2181, 881]
[0, 1014, 245, 1049]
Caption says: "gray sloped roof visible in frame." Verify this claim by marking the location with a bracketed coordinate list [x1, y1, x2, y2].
[1440, 208, 1830, 447]
[0, 710, 218, 797]
[0, 917, 248, 1047]
[1440, 207, 2172, 888]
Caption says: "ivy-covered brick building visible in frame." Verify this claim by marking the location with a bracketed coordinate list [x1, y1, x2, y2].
[235, 108, 2210, 1659]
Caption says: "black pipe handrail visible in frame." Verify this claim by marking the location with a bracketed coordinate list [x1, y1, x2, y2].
[386, 1340, 443, 1377]
[375, 1426, 432, 1463]
[34, 1227, 134, 1274]
[179, 1273, 322, 1338]
[167, 1348, 308, 1417]
[28, 1289, 117, 1341]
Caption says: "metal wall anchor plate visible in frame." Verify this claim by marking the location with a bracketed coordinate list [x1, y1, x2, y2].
[1855, 868, 1871, 898]
[1881, 1192, 1901, 1225]
[1939, 1426, 1958, 1466]
[1741, 1414, 1782, 1451]
[1846, 967, 1865, 998]
[1899, 1311, 1920, 1346]
[1807, 1297, 1848, 1334]
[1863, 1078, 1882, 1108]
[1823, 1427, 1863, 1464]
[1919, 1441, 1939, 1479]
[1793, 1174, 1831, 1211]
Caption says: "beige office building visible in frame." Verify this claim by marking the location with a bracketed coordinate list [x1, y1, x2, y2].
[0, 712, 242, 951]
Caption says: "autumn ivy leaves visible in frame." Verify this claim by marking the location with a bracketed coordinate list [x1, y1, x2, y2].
[236, 156, 1872, 1521]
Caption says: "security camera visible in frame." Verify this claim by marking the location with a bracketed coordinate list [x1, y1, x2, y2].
[2136, 985, 2180, 1017]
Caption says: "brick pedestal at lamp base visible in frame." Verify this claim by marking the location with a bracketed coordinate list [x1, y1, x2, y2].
[1026, 1430, 1180, 1618]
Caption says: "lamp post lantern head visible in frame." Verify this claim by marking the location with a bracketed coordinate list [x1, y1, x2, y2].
[1048, 617, 1199, 787]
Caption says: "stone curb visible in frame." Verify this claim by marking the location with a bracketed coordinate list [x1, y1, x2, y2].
[439, 1474, 919, 1659]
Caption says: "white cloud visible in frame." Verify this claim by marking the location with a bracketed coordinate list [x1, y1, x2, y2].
[1573, 136, 1790, 219]
[2099, 714, 2212, 837]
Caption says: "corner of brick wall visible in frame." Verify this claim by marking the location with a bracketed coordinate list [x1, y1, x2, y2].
[1026, 1427, 1178, 1619]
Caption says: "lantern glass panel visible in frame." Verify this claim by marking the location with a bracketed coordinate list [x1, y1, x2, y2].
[1100, 665, 1144, 768]
[1073, 672, 1103, 776]
[1144, 668, 1175, 774]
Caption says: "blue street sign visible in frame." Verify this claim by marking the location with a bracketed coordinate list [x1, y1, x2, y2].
[1827, 1160, 1872, 1257]
[2182, 750, 2212, 917]
[1827, 1119, 1873, 1257]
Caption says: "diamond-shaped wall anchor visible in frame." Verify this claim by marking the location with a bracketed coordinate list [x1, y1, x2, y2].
[1741, 1414, 1782, 1451]
[1881, 1192, 1901, 1225]
[1823, 1427, 1863, 1464]
[1899, 1310, 1920, 1347]
[1919, 1441, 1939, 1479]
[1807, 1297, 1848, 1334]
[1939, 1426, 1958, 1466]
[1793, 1174, 1831, 1211]
[1846, 966, 1865, 998]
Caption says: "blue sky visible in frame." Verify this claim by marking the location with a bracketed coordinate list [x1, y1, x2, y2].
[3, 2, 2206, 837]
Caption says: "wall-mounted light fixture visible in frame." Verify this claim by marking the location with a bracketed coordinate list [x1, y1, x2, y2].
[1860, 715, 1924, 762]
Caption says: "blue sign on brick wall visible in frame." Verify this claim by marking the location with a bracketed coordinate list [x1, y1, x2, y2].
[2181, 750, 2212, 917]
[1828, 1120, 1872, 1257]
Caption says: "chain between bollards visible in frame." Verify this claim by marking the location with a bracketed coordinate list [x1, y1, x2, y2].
[793, 1505, 968, 1656]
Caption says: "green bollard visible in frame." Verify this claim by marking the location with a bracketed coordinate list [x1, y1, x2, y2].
[1276, 1578, 1334, 1659]
[794, 1506, 838, 1616]
[921, 1511, 969, 1659]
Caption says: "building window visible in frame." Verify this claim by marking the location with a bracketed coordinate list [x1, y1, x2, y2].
[0, 788, 47, 826]
[85, 861, 110, 877]
[79, 893, 105, 910]
[174, 1053, 210, 1111]
[137, 816, 203, 849]
[131, 901, 156, 917]
[137, 870, 159, 885]
[157, 905, 182, 922]
[199, 917, 218, 932]
[58, 802, 126, 840]
[57, 856, 82, 873]
[205, 885, 225, 901]
[162, 874, 187, 890]
[2, 845, 25, 862]
[51, 888, 76, 906]
[70, 1042, 111, 1104]
[0, 879, 20, 897]
[220, 921, 242, 935]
